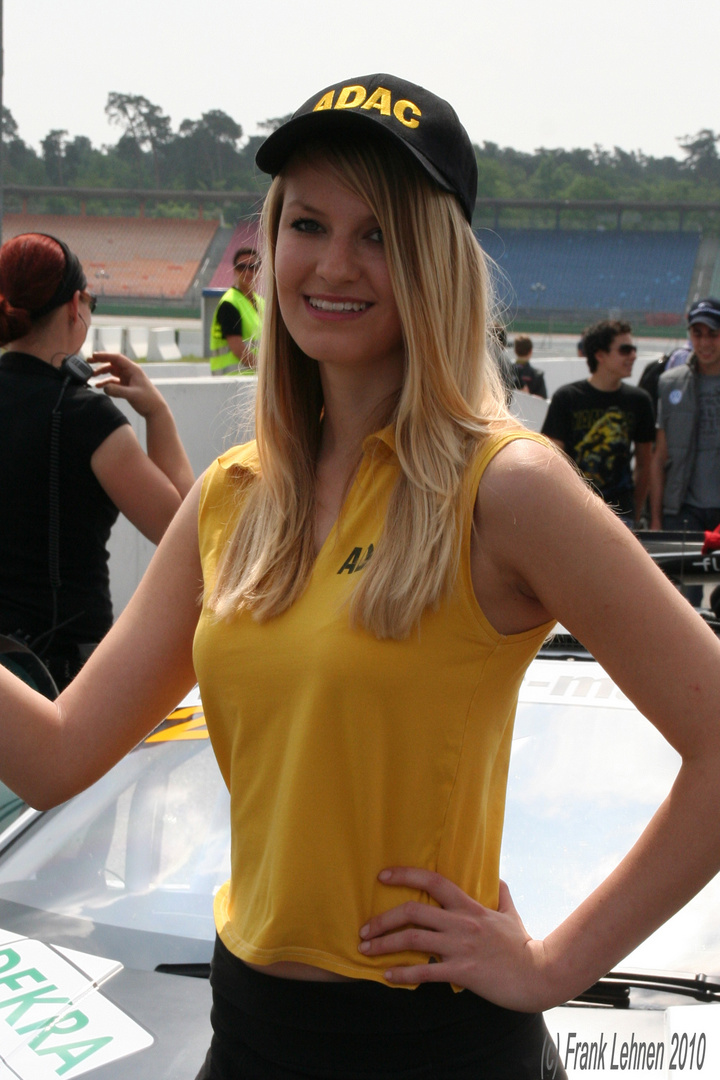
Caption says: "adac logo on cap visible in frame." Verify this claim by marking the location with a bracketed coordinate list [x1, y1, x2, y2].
[313, 84, 422, 129]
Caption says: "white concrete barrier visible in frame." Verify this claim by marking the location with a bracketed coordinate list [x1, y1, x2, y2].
[527, 353, 659, 399]
[94, 326, 124, 353]
[141, 362, 211, 379]
[80, 331, 95, 360]
[178, 328, 202, 356]
[509, 391, 548, 431]
[147, 328, 182, 362]
[106, 357, 654, 617]
[529, 357, 588, 398]
[107, 376, 257, 616]
[124, 327, 149, 361]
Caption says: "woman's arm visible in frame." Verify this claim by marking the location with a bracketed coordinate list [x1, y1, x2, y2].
[0, 477, 204, 810]
[90, 352, 195, 542]
[358, 440, 720, 1011]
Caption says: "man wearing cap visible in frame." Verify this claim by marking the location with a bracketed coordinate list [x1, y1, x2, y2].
[650, 298, 720, 533]
[209, 247, 264, 375]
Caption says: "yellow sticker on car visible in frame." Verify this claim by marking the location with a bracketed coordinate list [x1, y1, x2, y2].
[145, 706, 208, 743]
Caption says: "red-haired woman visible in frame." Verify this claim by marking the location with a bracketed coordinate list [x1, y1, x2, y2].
[0, 232, 193, 690]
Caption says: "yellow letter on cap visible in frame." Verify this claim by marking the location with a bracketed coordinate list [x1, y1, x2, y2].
[361, 87, 392, 116]
[393, 99, 421, 128]
[313, 91, 335, 112]
[335, 85, 367, 110]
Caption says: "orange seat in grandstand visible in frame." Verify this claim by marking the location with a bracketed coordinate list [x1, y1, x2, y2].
[2, 215, 218, 300]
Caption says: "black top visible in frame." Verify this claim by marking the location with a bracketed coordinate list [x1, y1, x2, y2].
[0, 351, 130, 648]
[511, 362, 547, 399]
[215, 300, 244, 339]
[541, 379, 655, 504]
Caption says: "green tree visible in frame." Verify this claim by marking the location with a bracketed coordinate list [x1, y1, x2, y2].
[257, 114, 293, 134]
[2, 107, 43, 186]
[678, 129, 720, 182]
[176, 109, 243, 187]
[1, 106, 19, 142]
[105, 93, 172, 186]
[41, 129, 68, 185]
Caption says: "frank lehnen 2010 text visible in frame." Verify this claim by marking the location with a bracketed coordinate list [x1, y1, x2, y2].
[561, 1030, 665, 1072]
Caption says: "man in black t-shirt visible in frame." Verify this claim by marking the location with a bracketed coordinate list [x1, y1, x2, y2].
[542, 320, 655, 525]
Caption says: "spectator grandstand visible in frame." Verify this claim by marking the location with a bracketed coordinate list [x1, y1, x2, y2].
[2, 214, 219, 300]
[0, 201, 711, 333]
[478, 228, 700, 323]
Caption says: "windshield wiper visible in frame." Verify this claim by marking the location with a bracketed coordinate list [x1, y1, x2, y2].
[573, 969, 720, 1007]
[155, 962, 211, 979]
[153, 965, 720, 998]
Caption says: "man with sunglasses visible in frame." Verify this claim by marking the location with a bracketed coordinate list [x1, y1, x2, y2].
[650, 298, 720, 536]
[542, 319, 655, 525]
[209, 247, 265, 375]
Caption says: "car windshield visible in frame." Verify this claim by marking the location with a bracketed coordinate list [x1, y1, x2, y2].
[503, 659, 720, 979]
[1, 659, 718, 984]
[0, 735, 230, 965]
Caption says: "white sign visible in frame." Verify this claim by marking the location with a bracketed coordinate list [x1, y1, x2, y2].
[0, 930, 153, 1078]
[544, 1003, 720, 1078]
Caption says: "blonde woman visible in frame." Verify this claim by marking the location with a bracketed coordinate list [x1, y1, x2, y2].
[2, 76, 720, 1079]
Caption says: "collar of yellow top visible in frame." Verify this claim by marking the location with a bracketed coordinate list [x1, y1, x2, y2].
[361, 424, 396, 456]
[218, 426, 398, 477]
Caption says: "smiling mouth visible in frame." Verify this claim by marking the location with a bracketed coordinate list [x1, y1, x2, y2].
[308, 297, 369, 313]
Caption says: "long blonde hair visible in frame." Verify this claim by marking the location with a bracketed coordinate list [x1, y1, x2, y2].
[209, 134, 517, 638]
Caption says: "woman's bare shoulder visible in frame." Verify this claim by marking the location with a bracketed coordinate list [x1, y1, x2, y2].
[476, 435, 591, 529]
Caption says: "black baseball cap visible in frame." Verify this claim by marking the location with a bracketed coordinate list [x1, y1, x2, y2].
[255, 74, 478, 223]
[688, 298, 720, 331]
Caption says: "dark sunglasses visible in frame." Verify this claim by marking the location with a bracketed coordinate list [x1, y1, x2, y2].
[234, 261, 260, 273]
[80, 290, 98, 314]
[617, 344, 637, 356]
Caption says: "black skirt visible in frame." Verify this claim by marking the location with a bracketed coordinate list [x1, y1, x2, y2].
[194, 936, 567, 1080]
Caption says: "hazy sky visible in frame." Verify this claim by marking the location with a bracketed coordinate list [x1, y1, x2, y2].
[6, 0, 717, 161]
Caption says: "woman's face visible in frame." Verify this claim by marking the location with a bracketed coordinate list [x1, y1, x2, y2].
[274, 159, 405, 386]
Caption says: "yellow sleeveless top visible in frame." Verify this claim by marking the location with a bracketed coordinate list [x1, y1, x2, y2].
[193, 427, 554, 983]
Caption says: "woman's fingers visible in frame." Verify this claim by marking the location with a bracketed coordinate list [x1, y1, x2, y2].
[92, 353, 145, 386]
[359, 898, 447, 943]
[359, 868, 485, 944]
[90, 361, 113, 376]
[356, 869, 544, 1002]
[382, 961, 448, 986]
[377, 866, 475, 909]
[359, 924, 440, 958]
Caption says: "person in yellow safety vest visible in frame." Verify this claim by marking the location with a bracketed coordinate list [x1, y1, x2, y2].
[209, 247, 265, 375]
